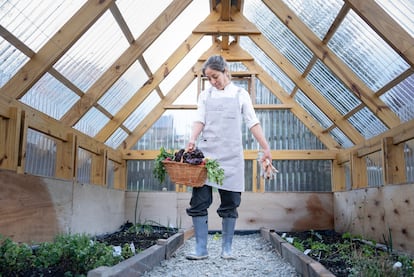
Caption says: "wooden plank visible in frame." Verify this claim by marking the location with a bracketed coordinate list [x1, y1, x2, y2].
[55, 133, 76, 180]
[245, 60, 341, 150]
[61, 0, 193, 126]
[1, 0, 115, 99]
[346, 0, 414, 66]
[199, 41, 254, 61]
[262, 0, 401, 129]
[0, 25, 35, 57]
[332, 161, 346, 192]
[94, 34, 203, 142]
[382, 137, 406, 185]
[0, 107, 21, 170]
[193, 10, 260, 35]
[351, 152, 367, 189]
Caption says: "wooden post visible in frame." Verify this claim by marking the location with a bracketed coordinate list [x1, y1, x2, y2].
[1, 107, 21, 171]
[56, 133, 76, 180]
[332, 160, 346, 191]
[382, 137, 406, 185]
[351, 151, 368, 189]
[91, 149, 105, 186]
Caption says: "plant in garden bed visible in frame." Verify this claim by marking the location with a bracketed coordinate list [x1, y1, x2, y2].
[279, 230, 414, 277]
[0, 222, 178, 276]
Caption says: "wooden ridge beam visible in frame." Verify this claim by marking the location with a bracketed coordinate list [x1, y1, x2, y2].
[199, 41, 254, 61]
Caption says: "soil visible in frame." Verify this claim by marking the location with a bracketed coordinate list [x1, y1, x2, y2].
[277, 230, 391, 277]
[16, 222, 178, 277]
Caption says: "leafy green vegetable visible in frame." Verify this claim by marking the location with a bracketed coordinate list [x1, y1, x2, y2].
[205, 159, 225, 186]
[153, 147, 175, 184]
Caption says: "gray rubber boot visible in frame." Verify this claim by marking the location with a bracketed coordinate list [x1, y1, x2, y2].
[221, 217, 236, 259]
[186, 216, 208, 260]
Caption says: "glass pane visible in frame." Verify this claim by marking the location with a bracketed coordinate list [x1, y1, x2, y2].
[20, 73, 80, 120]
[54, 11, 129, 91]
[0, 0, 86, 51]
[244, 0, 313, 73]
[328, 9, 409, 91]
[73, 107, 110, 137]
[282, 0, 343, 39]
[307, 60, 361, 115]
[375, 0, 414, 37]
[380, 73, 414, 122]
[0, 40, 29, 87]
[98, 61, 147, 115]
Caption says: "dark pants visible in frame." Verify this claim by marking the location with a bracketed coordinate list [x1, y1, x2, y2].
[186, 185, 241, 218]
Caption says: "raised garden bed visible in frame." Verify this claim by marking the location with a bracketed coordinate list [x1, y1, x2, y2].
[264, 229, 414, 277]
[0, 222, 181, 277]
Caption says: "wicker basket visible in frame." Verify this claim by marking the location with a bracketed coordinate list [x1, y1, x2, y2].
[162, 160, 207, 187]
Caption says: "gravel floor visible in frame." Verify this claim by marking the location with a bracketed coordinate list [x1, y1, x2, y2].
[142, 233, 299, 277]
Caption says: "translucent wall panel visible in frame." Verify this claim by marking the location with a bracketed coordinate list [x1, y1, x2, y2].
[347, 107, 388, 139]
[295, 90, 333, 129]
[0, 0, 86, 51]
[74, 107, 110, 137]
[0, 41, 29, 87]
[107, 160, 115, 189]
[105, 128, 128, 149]
[261, 160, 332, 192]
[244, 0, 313, 74]
[405, 140, 414, 183]
[328, 9, 409, 91]
[376, 0, 414, 37]
[20, 73, 80, 120]
[77, 148, 91, 184]
[282, 0, 343, 39]
[127, 160, 176, 191]
[117, 0, 171, 40]
[244, 110, 326, 150]
[98, 61, 147, 115]
[307, 60, 361, 115]
[380, 74, 414, 122]
[366, 152, 383, 187]
[25, 129, 56, 177]
[123, 91, 160, 132]
[240, 37, 296, 94]
[156, 36, 211, 95]
[330, 128, 354, 148]
[133, 110, 196, 150]
[54, 11, 129, 91]
[142, 0, 209, 72]
[255, 79, 282, 105]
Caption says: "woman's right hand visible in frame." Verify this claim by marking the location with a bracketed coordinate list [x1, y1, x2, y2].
[186, 141, 195, 152]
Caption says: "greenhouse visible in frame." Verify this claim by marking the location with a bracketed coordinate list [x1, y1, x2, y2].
[1, 0, 414, 275]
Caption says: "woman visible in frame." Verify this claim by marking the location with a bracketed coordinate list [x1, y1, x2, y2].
[186, 55, 272, 260]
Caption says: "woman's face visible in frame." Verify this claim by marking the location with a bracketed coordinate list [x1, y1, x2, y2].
[204, 67, 230, 90]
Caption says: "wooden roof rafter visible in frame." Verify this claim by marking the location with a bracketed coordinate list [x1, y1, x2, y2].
[61, 0, 192, 126]
[262, 0, 401, 129]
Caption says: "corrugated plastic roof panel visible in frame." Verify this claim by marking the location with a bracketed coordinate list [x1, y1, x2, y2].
[73, 107, 110, 138]
[376, 0, 414, 37]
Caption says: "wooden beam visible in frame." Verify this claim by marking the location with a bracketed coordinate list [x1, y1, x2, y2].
[262, 0, 401, 129]
[199, 41, 254, 61]
[351, 152, 368, 189]
[0, 25, 35, 57]
[193, 10, 260, 35]
[61, 0, 192, 126]
[1, 0, 115, 99]
[245, 60, 341, 150]
[94, 34, 203, 142]
[382, 137, 406, 185]
[346, 0, 414, 66]
[122, 149, 339, 160]
[120, 65, 200, 150]
[249, 34, 364, 145]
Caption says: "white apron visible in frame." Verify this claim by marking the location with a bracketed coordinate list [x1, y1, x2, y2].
[198, 88, 245, 192]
